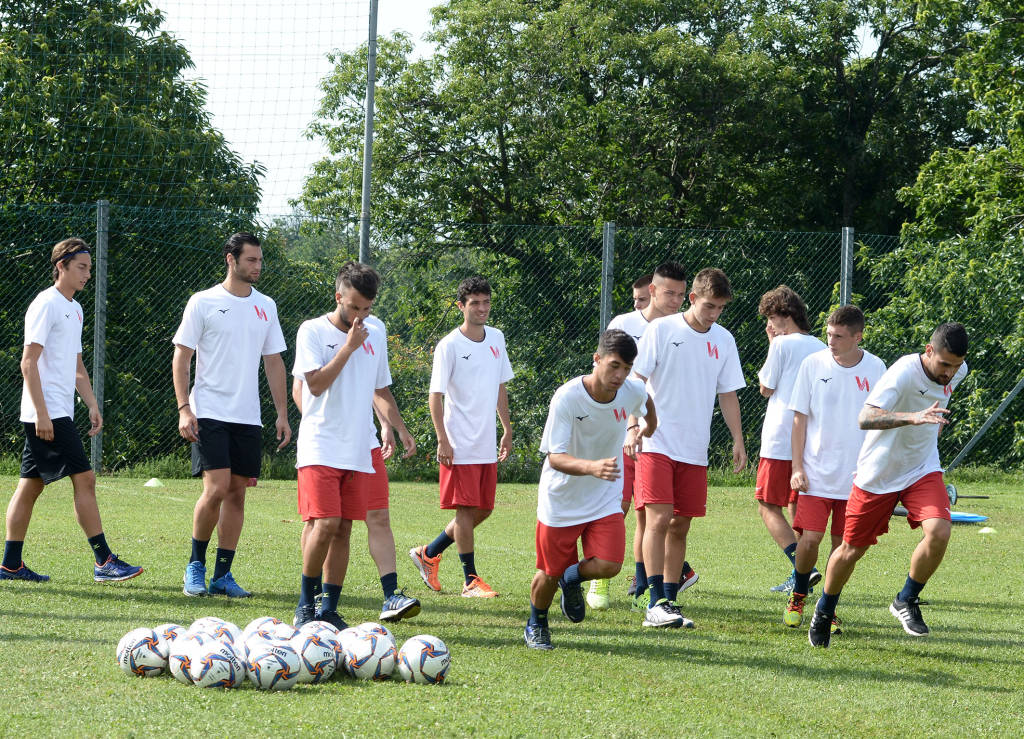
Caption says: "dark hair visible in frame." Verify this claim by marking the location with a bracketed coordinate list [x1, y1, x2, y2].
[336, 261, 380, 300]
[691, 268, 732, 299]
[827, 305, 865, 333]
[51, 237, 90, 280]
[457, 275, 491, 304]
[931, 322, 968, 357]
[597, 329, 638, 364]
[223, 232, 260, 262]
[654, 262, 687, 283]
[632, 273, 654, 290]
[758, 285, 811, 332]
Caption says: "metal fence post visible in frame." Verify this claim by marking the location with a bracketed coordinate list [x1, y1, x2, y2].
[600, 222, 616, 331]
[91, 200, 109, 473]
[358, 0, 379, 265]
[840, 226, 854, 306]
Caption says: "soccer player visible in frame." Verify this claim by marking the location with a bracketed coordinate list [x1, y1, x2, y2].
[605, 263, 696, 612]
[632, 268, 746, 628]
[755, 286, 826, 593]
[410, 276, 514, 597]
[631, 274, 653, 311]
[524, 330, 657, 649]
[783, 306, 885, 629]
[2, 238, 143, 584]
[173, 232, 291, 598]
[291, 262, 394, 627]
[808, 322, 969, 647]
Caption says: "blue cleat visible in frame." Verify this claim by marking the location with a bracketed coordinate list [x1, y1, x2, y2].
[208, 571, 252, 598]
[0, 562, 50, 582]
[558, 576, 586, 623]
[524, 622, 553, 650]
[314, 608, 348, 631]
[770, 573, 796, 593]
[183, 560, 207, 596]
[94, 554, 143, 582]
[293, 603, 316, 628]
[380, 589, 421, 622]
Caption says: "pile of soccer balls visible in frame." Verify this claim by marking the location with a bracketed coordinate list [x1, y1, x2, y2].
[116, 616, 450, 689]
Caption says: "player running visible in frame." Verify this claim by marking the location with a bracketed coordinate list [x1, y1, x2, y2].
[174, 233, 290, 598]
[808, 322, 969, 647]
[783, 306, 885, 630]
[2, 238, 143, 584]
[410, 276, 514, 598]
[755, 287, 826, 593]
[524, 330, 656, 649]
[632, 268, 747, 628]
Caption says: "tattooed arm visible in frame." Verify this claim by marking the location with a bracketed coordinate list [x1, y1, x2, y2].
[858, 401, 949, 430]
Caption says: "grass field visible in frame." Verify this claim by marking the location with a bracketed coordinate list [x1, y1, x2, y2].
[1, 475, 1022, 737]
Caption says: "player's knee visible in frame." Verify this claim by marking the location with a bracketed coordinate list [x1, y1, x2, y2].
[475, 508, 493, 525]
[71, 469, 96, 492]
[925, 520, 951, 546]
[366, 508, 390, 529]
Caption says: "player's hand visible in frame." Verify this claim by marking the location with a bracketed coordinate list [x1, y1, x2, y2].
[765, 323, 779, 342]
[398, 428, 417, 459]
[178, 407, 199, 442]
[790, 469, 809, 492]
[275, 413, 292, 450]
[590, 457, 621, 481]
[732, 441, 747, 474]
[87, 406, 103, 437]
[344, 315, 369, 352]
[436, 439, 455, 467]
[498, 430, 512, 462]
[34, 414, 54, 442]
[624, 426, 643, 460]
[379, 425, 396, 461]
[913, 402, 949, 426]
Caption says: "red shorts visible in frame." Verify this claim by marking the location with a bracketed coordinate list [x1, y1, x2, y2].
[843, 471, 950, 547]
[755, 457, 798, 506]
[535, 514, 626, 577]
[621, 454, 636, 504]
[440, 463, 497, 510]
[793, 495, 848, 536]
[297, 465, 367, 522]
[635, 453, 708, 518]
[353, 447, 389, 511]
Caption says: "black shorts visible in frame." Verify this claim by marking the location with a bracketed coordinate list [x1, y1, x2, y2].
[191, 418, 262, 478]
[21, 417, 92, 484]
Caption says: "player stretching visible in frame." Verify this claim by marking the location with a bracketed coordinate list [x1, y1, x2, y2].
[784, 306, 885, 630]
[2, 238, 142, 584]
[606, 263, 696, 612]
[808, 322, 968, 647]
[632, 268, 746, 627]
[410, 276, 514, 597]
[174, 233, 291, 598]
[524, 330, 656, 649]
[755, 287, 825, 593]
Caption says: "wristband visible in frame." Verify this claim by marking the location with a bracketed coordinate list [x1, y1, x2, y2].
[178, 403, 190, 411]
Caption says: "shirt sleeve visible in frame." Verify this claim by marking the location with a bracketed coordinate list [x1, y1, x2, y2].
[788, 356, 814, 415]
[262, 303, 288, 355]
[717, 335, 747, 393]
[757, 337, 784, 390]
[632, 323, 658, 379]
[375, 331, 393, 389]
[428, 337, 452, 394]
[499, 336, 514, 383]
[864, 359, 907, 410]
[171, 295, 203, 349]
[23, 296, 53, 347]
[629, 381, 649, 417]
[291, 322, 322, 377]
[607, 314, 624, 331]
[539, 388, 574, 455]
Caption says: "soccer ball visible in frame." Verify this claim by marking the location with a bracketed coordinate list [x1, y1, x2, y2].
[344, 630, 396, 681]
[290, 631, 338, 684]
[336, 627, 364, 676]
[168, 632, 210, 685]
[243, 616, 282, 642]
[299, 620, 340, 639]
[397, 635, 451, 685]
[246, 642, 301, 691]
[190, 642, 245, 688]
[189, 616, 226, 635]
[117, 627, 167, 678]
[207, 620, 242, 647]
[268, 620, 298, 642]
[153, 623, 185, 655]
[357, 621, 396, 651]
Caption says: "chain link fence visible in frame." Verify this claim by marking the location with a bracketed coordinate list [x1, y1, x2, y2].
[2, 202, 1022, 478]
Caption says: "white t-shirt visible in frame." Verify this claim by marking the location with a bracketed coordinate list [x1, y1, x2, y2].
[854, 354, 969, 494]
[789, 349, 887, 499]
[607, 309, 652, 343]
[172, 285, 287, 426]
[293, 315, 389, 472]
[429, 326, 515, 464]
[538, 376, 648, 527]
[364, 315, 391, 451]
[20, 286, 84, 422]
[758, 332, 827, 460]
[632, 314, 746, 466]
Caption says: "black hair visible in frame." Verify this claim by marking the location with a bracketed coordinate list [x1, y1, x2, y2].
[827, 305, 865, 333]
[597, 329, 638, 364]
[653, 262, 687, 283]
[223, 232, 260, 262]
[931, 322, 969, 357]
[336, 261, 380, 300]
[632, 273, 653, 290]
[457, 275, 491, 304]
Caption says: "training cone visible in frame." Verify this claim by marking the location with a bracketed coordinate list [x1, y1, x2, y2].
[143, 478, 164, 487]
[978, 527, 996, 534]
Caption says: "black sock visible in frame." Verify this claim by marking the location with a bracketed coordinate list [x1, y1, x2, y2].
[648, 574, 665, 604]
[664, 581, 679, 601]
[897, 575, 925, 602]
[87, 533, 112, 565]
[783, 542, 797, 565]
[425, 531, 454, 559]
[190, 538, 209, 566]
[458, 551, 477, 584]
[212, 548, 234, 580]
[299, 573, 322, 606]
[529, 604, 549, 627]
[380, 571, 398, 598]
[2, 540, 24, 570]
[321, 583, 342, 612]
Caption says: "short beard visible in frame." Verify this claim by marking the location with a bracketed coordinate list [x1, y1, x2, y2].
[232, 265, 258, 284]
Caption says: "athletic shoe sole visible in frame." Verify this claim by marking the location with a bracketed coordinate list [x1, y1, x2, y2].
[380, 602, 422, 622]
[183, 587, 207, 597]
[889, 603, 929, 637]
[679, 572, 700, 593]
[808, 570, 822, 588]
[95, 567, 144, 583]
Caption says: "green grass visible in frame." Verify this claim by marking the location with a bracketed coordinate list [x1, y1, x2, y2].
[1, 475, 1022, 737]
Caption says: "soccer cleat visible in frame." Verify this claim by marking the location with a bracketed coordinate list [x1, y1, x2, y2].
[890, 596, 930, 637]
[559, 576, 586, 623]
[808, 608, 832, 647]
[523, 622, 554, 650]
[630, 590, 650, 612]
[183, 560, 207, 596]
[586, 578, 610, 610]
[626, 575, 638, 597]
[784, 592, 806, 628]
[208, 571, 252, 598]
[770, 573, 796, 593]
[93, 554, 143, 583]
[666, 601, 695, 629]
[679, 567, 700, 594]
[293, 603, 316, 628]
[643, 598, 685, 628]
[830, 614, 843, 635]
[0, 562, 50, 582]
[380, 589, 421, 622]
[461, 575, 498, 598]
[808, 568, 822, 588]
[314, 608, 348, 631]
[409, 546, 443, 592]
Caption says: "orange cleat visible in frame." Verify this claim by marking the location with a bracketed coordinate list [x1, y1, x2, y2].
[461, 575, 498, 598]
[409, 545, 443, 592]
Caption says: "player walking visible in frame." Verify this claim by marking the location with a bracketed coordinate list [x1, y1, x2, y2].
[808, 322, 969, 647]
[410, 276, 514, 597]
[524, 330, 656, 649]
[2, 238, 143, 584]
[173, 233, 290, 598]
[783, 306, 885, 630]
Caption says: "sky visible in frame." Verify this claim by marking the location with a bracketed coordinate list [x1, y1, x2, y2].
[154, 1, 437, 215]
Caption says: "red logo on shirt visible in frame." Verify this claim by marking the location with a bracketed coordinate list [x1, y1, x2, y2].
[253, 305, 268, 321]
[707, 342, 719, 359]
[490, 346, 500, 358]
[944, 384, 952, 396]
[362, 341, 375, 355]
[76, 310, 82, 323]
[855, 376, 870, 392]
[612, 408, 627, 422]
